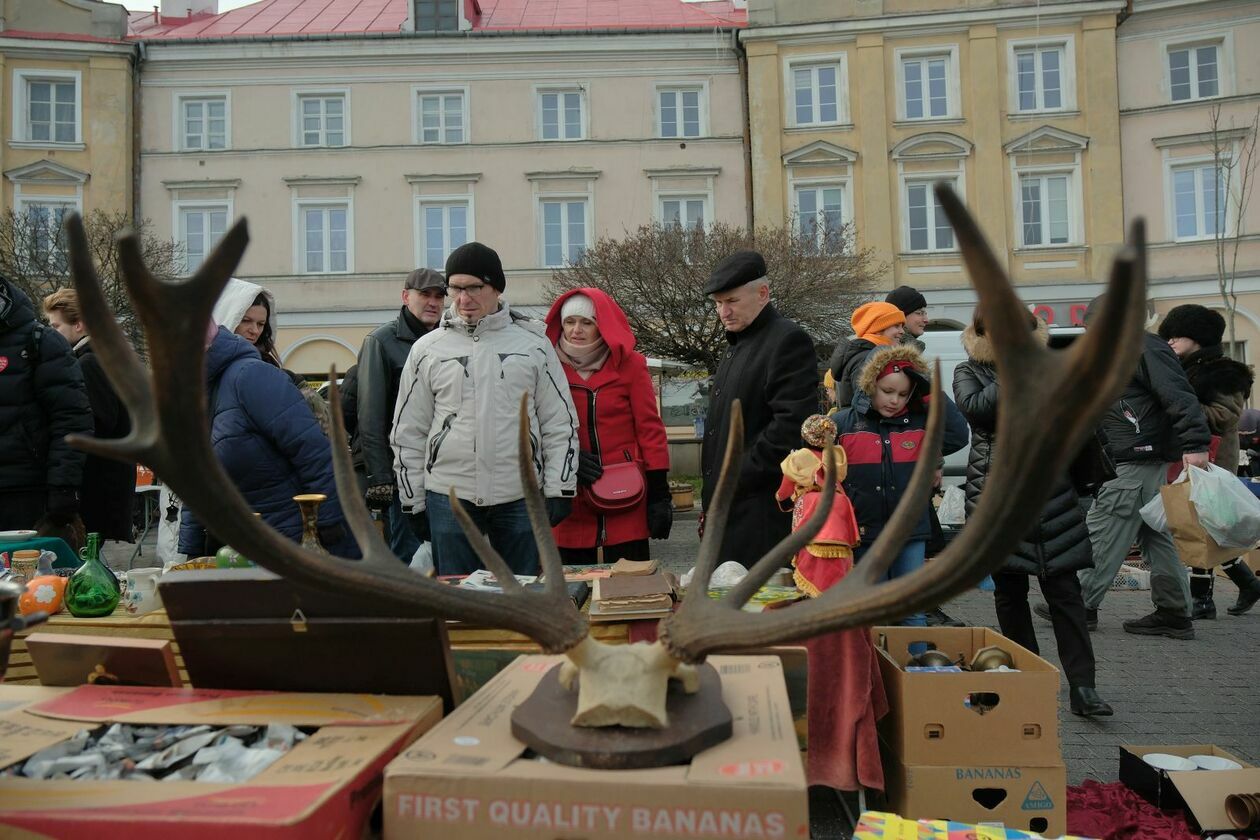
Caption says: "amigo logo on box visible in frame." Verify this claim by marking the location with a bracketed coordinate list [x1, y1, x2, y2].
[719, 759, 785, 778]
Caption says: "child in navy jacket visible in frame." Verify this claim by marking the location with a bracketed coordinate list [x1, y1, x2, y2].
[832, 345, 969, 626]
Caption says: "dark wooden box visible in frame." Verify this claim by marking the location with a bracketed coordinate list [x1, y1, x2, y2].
[159, 568, 456, 711]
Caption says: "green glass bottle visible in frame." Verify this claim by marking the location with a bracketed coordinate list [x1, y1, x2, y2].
[65, 533, 122, 618]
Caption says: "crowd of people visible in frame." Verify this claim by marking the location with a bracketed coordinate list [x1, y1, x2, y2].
[4, 243, 1260, 731]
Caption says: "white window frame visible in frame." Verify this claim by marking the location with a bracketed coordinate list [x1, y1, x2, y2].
[292, 89, 350, 148]
[412, 85, 469, 145]
[415, 195, 475, 270]
[1165, 154, 1232, 242]
[655, 81, 709, 139]
[900, 175, 963, 254]
[537, 194, 592, 268]
[11, 68, 82, 147]
[293, 199, 354, 274]
[788, 177, 852, 252]
[173, 200, 233, 273]
[1015, 171, 1077, 249]
[173, 91, 231, 152]
[14, 195, 81, 271]
[894, 46, 960, 122]
[656, 192, 711, 230]
[535, 85, 588, 142]
[1164, 36, 1230, 103]
[1006, 37, 1077, 115]
[784, 53, 850, 129]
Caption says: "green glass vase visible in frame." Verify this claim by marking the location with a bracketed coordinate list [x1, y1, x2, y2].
[65, 533, 122, 618]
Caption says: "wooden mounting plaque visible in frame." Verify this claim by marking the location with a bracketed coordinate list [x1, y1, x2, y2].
[510, 663, 732, 770]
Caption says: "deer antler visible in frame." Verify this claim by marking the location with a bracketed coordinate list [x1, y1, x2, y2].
[63, 215, 588, 655]
[657, 184, 1148, 662]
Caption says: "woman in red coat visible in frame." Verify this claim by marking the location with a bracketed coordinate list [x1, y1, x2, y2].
[544, 289, 672, 563]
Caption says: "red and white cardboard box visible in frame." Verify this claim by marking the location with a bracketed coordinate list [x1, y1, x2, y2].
[0, 684, 442, 839]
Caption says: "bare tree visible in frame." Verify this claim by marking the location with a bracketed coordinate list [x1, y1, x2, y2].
[1208, 103, 1260, 358]
[0, 209, 182, 357]
[548, 221, 884, 373]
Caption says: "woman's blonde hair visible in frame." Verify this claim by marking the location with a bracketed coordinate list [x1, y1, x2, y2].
[42, 288, 82, 324]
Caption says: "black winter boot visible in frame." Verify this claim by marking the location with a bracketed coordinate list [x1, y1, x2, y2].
[1189, 570, 1217, 621]
[1224, 560, 1260, 616]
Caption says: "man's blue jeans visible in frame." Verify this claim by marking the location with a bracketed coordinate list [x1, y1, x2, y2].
[388, 494, 421, 564]
[425, 491, 539, 576]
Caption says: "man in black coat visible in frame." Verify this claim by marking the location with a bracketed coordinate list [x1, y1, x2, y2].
[43, 289, 135, 541]
[0, 276, 92, 531]
[355, 267, 446, 562]
[700, 251, 818, 568]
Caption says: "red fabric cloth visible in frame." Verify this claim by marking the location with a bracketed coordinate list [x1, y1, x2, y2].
[544, 289, 670, 549]
[805, 627, 888, 792]
[1067, 780, 1199, 840]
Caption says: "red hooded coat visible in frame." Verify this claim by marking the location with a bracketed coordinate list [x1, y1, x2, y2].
[544, 288, 670, 549]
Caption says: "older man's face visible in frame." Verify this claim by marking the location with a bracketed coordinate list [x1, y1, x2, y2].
[711, 282, 770, 333]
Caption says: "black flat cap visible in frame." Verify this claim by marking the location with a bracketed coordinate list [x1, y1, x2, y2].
[405, 267, 446, 292]
[704, 250, 767, 295]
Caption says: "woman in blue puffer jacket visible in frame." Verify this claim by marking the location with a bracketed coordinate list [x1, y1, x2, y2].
[179, 326, 359, 558]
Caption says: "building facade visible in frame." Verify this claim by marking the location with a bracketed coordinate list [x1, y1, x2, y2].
[1118, 0, 1260, 357]
[742, 0, 1128, 329]
[1, 0, 133, 233]
[136, 2, 749, 376]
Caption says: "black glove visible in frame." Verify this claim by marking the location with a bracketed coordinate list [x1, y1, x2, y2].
[46, 488, 80, 516]
[647, 499, 673, 540]
[365, 484, 394, 512]
[409, 508, 431, 542]
[546, 497, 573, 526]
[576, 451, 604, 485]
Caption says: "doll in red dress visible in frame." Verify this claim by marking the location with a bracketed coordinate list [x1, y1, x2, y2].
[776, 414, 861, 597]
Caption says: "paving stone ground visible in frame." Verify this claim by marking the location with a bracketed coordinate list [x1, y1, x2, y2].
[657, 508, 1260, 836]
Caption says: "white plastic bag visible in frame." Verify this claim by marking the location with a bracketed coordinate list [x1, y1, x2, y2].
[680, 560, 747, 589]
[938, 486, 966, 526]
[1187, 464, 1260, 548]
[1139, 491, 1169, 533]
[410, 541, 435, 575]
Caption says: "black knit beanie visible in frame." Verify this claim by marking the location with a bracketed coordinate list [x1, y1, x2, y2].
[445, 242, 506, 292]
[1158, 304, 1225, 347]
[885, 285, 927, 315]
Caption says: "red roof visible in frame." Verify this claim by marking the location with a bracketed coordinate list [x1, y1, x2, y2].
[129, 0, 744, 39]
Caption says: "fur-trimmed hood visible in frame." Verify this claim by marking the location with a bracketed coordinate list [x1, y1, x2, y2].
[1181, 344, 1254, 403]
[856, 344, 929, 397]
[961, 317, 1049, 365]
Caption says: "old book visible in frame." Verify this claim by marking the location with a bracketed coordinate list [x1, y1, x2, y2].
[593, 575, 673, 613]
[609, 558, 660, 577]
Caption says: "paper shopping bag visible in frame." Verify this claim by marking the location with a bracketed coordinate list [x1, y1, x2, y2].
[1161, 478, 1246, 569]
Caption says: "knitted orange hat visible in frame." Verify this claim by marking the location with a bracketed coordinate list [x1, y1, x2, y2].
[851, 301, 905, 344]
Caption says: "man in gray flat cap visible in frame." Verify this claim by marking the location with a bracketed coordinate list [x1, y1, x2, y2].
[699, 250, 818, 567]
[356, 267, 447, 562]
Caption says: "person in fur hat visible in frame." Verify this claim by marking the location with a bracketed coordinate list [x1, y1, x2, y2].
[954, 311, 1113, 717]
[1158, 304, 1260, 618]
[832, 345, 969, 627]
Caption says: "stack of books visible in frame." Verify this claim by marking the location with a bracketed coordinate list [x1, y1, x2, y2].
[588, 573, 674, 622]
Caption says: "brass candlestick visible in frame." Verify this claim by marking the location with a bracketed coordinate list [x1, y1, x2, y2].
[293, 494, 329, 555]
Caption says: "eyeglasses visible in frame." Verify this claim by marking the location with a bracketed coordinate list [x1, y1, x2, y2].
[448, 282, 488, 297]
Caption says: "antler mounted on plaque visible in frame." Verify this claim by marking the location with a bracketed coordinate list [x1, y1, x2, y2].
[64, 184, 1147, 750]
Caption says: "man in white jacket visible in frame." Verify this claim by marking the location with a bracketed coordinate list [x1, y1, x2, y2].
[391, 242, 579, 575]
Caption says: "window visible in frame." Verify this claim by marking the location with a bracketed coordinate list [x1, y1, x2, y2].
[658, 86, 703, 138]
[794, 185, 846, 252]
[17, 200, 76, 271]
[1168, 44, 1220, 102]
[181, 97, 227, 151]
[1014, 45, 1064, 112]
[414, 0, 458, 30]
[538, 90, 584, 141]
[541, 199, 588, 266]
[298, 94, 346, 147]
[23, 77, 78, 144]
[416, 90, 465, 144]
[179, 205, 229, 272]
[300, 204, 350, 273]
[792, 62, 843, 126]
[660, 196, 706, 230]
[419, 201, 470, 269]
[1019, 174, 1072, 246]
[905, 182, 954, 252]
[1172, 163, 1225, 240]
[902, 54, 950, 120]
